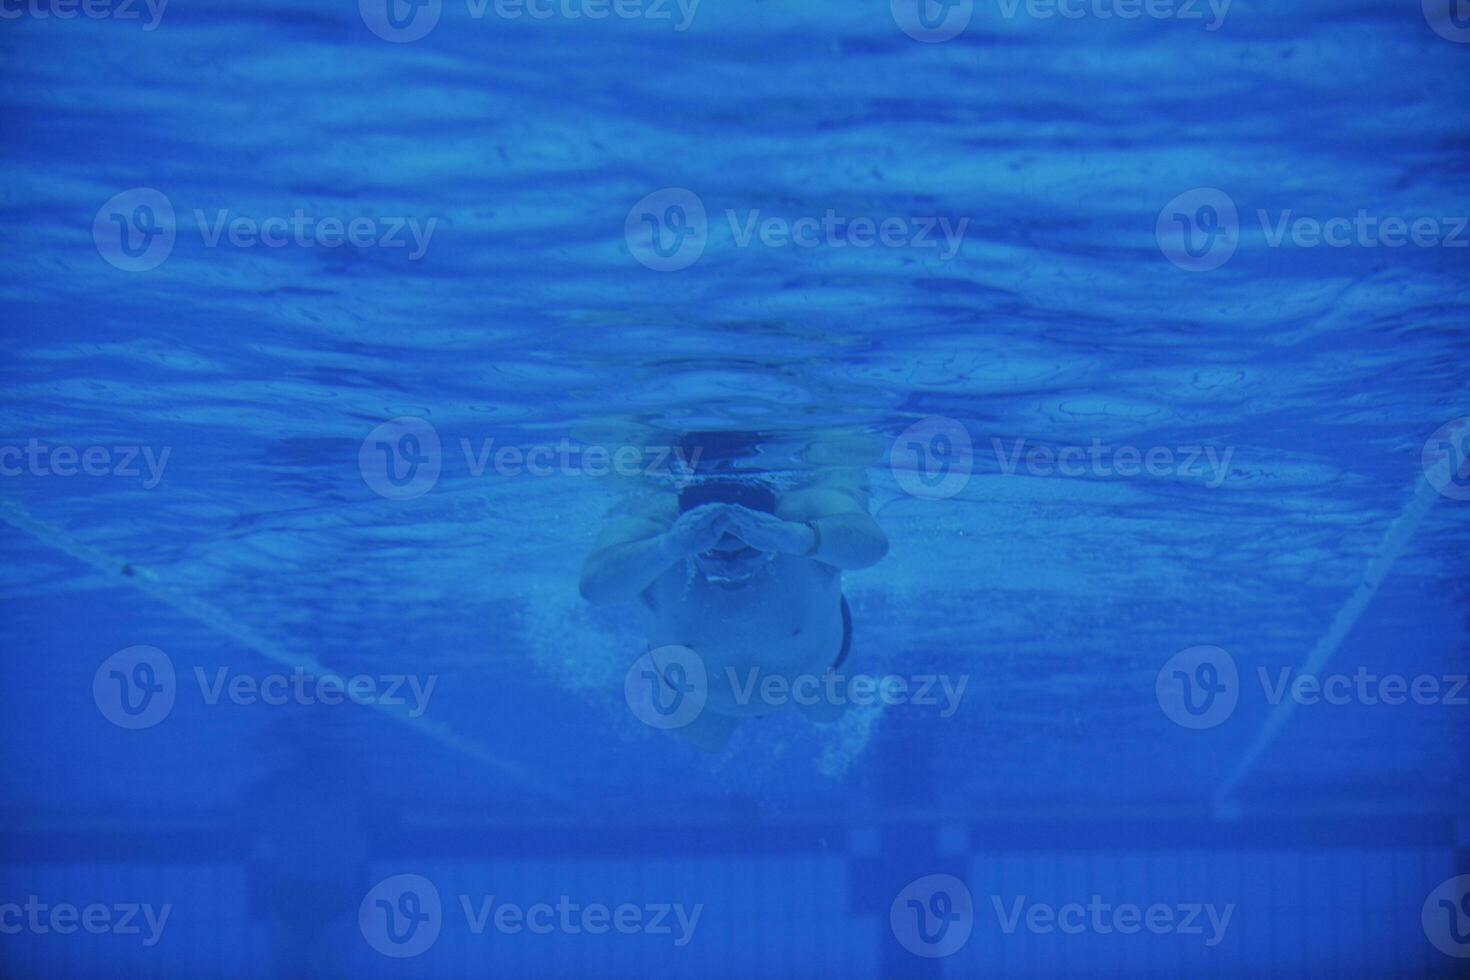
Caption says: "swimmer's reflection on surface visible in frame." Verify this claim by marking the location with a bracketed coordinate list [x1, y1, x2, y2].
[579, 431, 889, 750]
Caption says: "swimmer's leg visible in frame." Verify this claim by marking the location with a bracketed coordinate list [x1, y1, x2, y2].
[675, 707, 741, 752]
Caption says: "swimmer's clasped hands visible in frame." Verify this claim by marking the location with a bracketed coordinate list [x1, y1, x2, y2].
[660, 503, 729, 560]
[720, 505, 817, 556]
[661, 502, 816, 560]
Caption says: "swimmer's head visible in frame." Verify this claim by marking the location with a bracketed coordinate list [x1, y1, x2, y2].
[678, 475, 776, 517]
[694, 533, 771, 586]
[678, 472, 779, 585]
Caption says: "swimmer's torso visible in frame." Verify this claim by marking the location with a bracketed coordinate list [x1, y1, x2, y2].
[642, 555, 843, 717]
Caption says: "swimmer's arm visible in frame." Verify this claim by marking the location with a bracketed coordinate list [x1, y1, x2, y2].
[578, 517, 678, 605]
[578, 503, 725, 605]
[779, 487, 889, 571]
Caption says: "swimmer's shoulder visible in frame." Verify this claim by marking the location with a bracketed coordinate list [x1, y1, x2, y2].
[616, 488, 678, 524]
[776, 468, 870, 522]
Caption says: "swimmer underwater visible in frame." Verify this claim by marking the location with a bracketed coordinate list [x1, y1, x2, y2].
[579, 434, 889, 750]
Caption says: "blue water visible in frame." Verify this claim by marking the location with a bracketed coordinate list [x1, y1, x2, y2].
[2, 1, 1469, 976]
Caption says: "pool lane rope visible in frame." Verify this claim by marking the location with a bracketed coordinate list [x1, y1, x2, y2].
[1210, 460, 1452, 819]
[0, 495, 573, 805]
